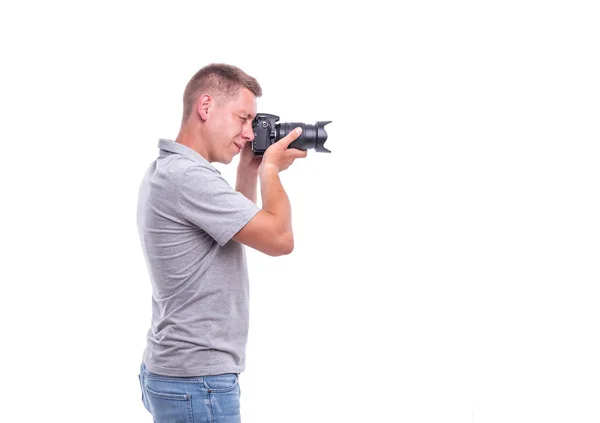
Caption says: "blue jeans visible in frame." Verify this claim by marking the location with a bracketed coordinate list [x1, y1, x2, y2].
[138, 362, 241, 423]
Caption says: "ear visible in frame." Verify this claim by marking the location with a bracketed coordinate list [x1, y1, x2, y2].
[196, 94, 212, 121]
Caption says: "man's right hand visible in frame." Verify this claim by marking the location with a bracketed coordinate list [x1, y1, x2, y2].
[259, 127, 308, 173]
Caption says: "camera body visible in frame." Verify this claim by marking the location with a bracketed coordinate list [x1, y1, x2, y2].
[251, 113, 332, 156]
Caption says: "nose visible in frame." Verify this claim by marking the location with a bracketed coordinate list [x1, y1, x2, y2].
[241, 122, 255, 142]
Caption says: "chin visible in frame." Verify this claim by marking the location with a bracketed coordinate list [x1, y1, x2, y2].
[221, 155, 234, 165]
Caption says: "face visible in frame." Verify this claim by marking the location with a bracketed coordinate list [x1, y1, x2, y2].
[205, 88, 257, 164]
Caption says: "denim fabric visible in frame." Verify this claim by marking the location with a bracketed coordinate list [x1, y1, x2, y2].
[138, 362, 241, 423]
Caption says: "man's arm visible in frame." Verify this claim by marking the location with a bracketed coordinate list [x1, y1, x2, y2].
[235, 141, 261, 203]
[235, 168, 258, 204]
[232, 128, 307, 256]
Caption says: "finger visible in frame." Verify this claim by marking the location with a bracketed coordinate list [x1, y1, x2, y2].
[294, 151, 307, 160]
[288, 148, 308, 159]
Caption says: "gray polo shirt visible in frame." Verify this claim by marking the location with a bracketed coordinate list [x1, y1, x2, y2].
[137, 138, 260, 377]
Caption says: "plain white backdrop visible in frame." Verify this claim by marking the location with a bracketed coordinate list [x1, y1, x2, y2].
[1, 1, 599, 422]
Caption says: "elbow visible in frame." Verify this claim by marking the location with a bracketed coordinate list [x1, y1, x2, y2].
[281, 237, 294, 256]
[273, 231, 294, 256]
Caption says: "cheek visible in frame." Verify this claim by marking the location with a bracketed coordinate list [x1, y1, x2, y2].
[214, 120, 232, 140]
[232, 124, 244, 138]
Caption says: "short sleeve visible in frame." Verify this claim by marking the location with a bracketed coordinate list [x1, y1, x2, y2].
[178, 165, 260, 246]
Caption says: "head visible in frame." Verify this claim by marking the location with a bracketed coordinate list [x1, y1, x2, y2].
[179, 63, 262, 164]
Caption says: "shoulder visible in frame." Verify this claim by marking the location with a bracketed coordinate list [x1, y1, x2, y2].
[156, 155, 221, 186]
[179, 161, 226, 187]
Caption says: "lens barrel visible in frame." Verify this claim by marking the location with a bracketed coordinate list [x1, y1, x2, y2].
[276, 121, 332, 153]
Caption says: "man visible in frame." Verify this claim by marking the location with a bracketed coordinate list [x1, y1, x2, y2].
[136, 63, 307, 423]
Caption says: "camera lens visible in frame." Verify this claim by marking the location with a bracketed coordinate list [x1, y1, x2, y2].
[276, 121, 332, 153]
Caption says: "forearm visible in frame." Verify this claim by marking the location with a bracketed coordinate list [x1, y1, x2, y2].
[258, 164, 292, 235]
[236, 169, 259, 204]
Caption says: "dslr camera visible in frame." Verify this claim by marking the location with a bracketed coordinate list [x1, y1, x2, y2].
[251, 113, 332, 156]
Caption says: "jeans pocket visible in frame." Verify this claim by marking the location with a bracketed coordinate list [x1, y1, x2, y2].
[144, 383, 193, 423]
[138, 374, 151, 413]
[203, 373, 239, 393]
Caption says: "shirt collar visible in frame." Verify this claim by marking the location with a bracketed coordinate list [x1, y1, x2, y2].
[157, 139, 221, 174]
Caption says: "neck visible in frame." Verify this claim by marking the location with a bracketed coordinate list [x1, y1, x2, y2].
[175, 123, 212, 162]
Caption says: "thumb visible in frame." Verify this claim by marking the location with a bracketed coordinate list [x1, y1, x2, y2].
[279, 127, 303, 148]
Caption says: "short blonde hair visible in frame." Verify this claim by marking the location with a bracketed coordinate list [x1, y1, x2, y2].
[181, 63, 262, 123]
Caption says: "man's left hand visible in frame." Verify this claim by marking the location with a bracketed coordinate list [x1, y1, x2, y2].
[237, 142, 262, 175]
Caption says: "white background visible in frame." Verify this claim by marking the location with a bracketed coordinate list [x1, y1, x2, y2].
[1, 1, 599, 422]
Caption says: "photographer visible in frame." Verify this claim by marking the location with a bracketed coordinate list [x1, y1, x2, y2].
[136, 63, 307, 422]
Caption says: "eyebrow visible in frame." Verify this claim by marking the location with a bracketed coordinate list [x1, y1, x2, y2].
[239, 111, 256, 119]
